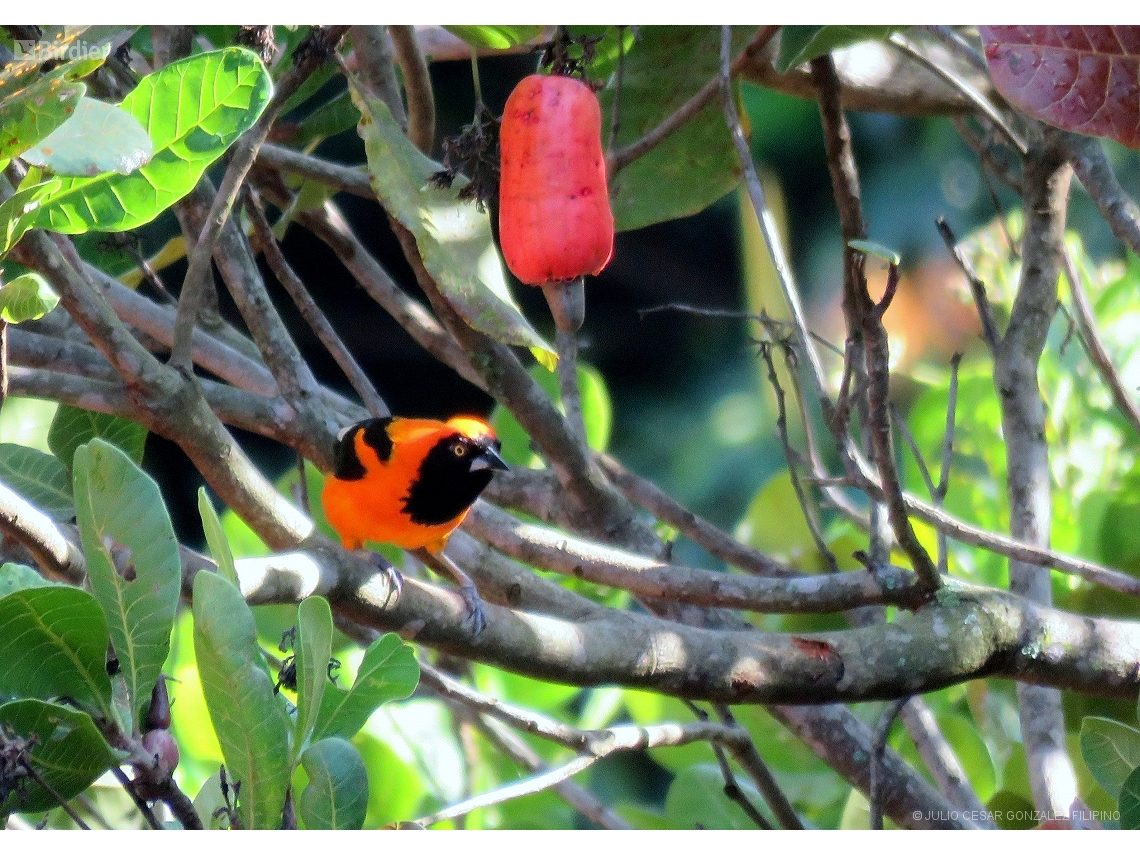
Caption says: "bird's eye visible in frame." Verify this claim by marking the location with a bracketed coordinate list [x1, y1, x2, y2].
[452, 443, 467, 457]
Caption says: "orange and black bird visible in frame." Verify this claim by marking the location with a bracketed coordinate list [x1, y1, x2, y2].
[321, 416, 508, 633]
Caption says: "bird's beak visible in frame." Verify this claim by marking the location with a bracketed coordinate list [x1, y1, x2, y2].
[471, 445, 509, 473]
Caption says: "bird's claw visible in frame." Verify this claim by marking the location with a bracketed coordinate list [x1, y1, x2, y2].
[458, 581, 487, 637]
[371, 552, 403, 604]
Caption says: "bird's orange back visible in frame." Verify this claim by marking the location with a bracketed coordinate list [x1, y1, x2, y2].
[321, 416, 503, 553]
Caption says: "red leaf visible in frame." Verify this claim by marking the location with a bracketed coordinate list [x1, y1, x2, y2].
[980, 26, 1140, 148]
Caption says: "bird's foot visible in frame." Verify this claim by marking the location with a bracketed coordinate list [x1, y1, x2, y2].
[369, 552, 403, 604]
[458, 580, 487, 637]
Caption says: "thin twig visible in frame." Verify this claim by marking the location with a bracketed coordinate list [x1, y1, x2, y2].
[110, 766, 162, 830]
[898, 699, 995, 825]
[451, 704, 633, 829]
[608, 26, 779, 175]
[758, 341, 839, 573]
[936, 216, 1002, 351]
[684, 701, 771, 830]
[713, 704, 803, 830]
[389, 25, 435, 154]
[1063, 247, 1140, 436]
[720, 27, 831, 441]
[597, 454, 798, 577]
[870, 698, 909, 830]
[862, 264, 941, 592]
[414, 719, 749, 827]
[244, 187, 389, 418]
[935, 353, 963, 574]
[892, 403, 937, 499]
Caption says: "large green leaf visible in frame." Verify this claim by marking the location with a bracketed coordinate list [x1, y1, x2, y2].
[72, 440, 181, 723]
[192, 570, 292, 830]
[348, 80, 556, 369]
[311, 633, 418, 743]
[31, 47, 272, 233]
[0, 272, 59, 323]
[775, 26, 904, 73]
[1120, 765, 1140, 829]
[663, 763, 767, 829]
[0, 75, 86, 160]
[601, 27, 746, 232]
[0, 586, 113, 721]
[0, 443, 73, 521]
[22, 96, 154, 177]
[1080, 716, 1140, 799]
[294, 596, 334, 752]
[298, 737, 369, 830]
[48, 405, 147, 471]
[0, 179, 63, 257]
[0, 699, 121, 813]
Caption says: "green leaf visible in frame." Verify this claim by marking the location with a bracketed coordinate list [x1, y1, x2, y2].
[663, 763, 767, 829]
[1120, 765, 1140, 829]
[0, 561, 57, 596]
[298, 737, 369, 829]
[32, 47, 271, 234]
[444, 26, 545, 50]
[0, 178, 63, 257]
[492, 361, 612, 467]
[193, 569, 292, 829]
[292, 90, 360, 148]
[312, 633, 418, 743]
[0, 75, 86, 159]
[735, 470, 820, 568]
[348, 79, 555, 365]
[775, 26, 904, 73]
[0, 272, 58, 323]
[600, 27, 747, 232]
[198, 487, 239, 587]
[295, 596, 334, 751]
[191, 770, 229, 829]
[0, 699, 120, 813]
[848, 238, 901, 266]
[1080, 716, 1140, 799]
[22, 96, 154, 177]
[48, 405, 147, 470]
[73, 439, 181, 723]
[0, 586, 113, 720]
[0, 443, 73, 520]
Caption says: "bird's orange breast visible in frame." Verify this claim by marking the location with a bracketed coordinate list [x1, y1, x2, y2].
[321, 417, 494, 553]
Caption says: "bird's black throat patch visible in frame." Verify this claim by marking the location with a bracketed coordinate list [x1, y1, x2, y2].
[402, 434, 495, 525]
[333, 418, 394, 480]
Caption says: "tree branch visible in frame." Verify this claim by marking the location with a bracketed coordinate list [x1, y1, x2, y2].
[389, 26, 435, 154]
[995, 127, 1077, 817]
